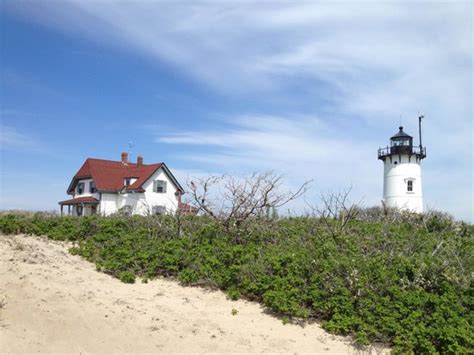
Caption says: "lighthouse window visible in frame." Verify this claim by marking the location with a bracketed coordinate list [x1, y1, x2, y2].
[407, 180, 413, 192]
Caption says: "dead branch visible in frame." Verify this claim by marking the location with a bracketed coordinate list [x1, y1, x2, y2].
[309, 187, 360, 238]
[188, 171, 311, 229]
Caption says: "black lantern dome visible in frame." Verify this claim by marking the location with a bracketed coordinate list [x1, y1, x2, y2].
[390, 126, 413, 154]
[378, 124, 426, 161]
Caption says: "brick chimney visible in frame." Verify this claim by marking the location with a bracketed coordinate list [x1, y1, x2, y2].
[137, 155, 143, 167]
[121, 152, 128, 164]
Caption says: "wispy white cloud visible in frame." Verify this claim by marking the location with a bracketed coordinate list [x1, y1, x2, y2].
[158, 115, 381, 207]
[4, 1, 472, 220]
[5, 2, 471, 127]
[160, 113, 472, 220]
[5, 3, 470, 91]
[0, 123, 55, 157]
[0, 125, 37, 151]
[160, 115, 365, 165]
[1, 70, 70, 101]
[0, 125, 26, 147]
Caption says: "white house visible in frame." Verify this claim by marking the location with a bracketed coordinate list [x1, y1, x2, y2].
[59, 152, 192, 216]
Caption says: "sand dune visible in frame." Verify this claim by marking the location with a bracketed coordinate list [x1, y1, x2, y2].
[0, 234, 388, 354]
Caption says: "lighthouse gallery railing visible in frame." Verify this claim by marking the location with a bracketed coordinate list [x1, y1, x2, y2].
[378, 146, 426, 160]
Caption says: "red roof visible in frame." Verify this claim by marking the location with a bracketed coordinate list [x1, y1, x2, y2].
[67, 158, 164, 194]
[59, 196, 99, 205]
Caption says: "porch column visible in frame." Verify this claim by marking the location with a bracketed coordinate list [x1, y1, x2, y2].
[60, 205, 63, 216]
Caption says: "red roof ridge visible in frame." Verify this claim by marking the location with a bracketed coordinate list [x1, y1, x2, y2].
[85, 157, 162, 167]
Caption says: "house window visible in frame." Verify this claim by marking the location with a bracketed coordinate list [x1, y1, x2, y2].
[89, 181, 96, 193]
[407, 180, 413, 192]
[76, 205, 83, 216]
[77, 182, 84, 195]
[152, 205, 166, 215]
[153, 180, 167, 193]
[124, 178, 131, 186]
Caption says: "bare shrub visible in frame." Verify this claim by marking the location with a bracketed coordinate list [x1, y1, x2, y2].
[354, 206, 387, 222]
[309, 187, 360, 238]
[188, 171, 311, 229]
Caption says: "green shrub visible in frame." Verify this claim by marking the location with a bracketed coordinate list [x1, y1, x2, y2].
[119, 271, 136, 284]
[227, 287, 241, 301]
[179, 268, 199, 285]
[0, 210, 472, 353]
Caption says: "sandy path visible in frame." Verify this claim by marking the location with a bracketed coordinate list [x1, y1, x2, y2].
[0, 234, 388, 354]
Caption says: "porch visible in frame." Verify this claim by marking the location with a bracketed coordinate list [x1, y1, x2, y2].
[59, 196, 99, 216]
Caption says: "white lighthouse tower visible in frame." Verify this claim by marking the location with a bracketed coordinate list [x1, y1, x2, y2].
[378, 116, 426, 213]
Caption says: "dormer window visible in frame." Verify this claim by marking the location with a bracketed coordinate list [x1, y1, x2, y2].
[89, 181, 96, 193]
[77, 182, 84, 195]
[124, 177, 137, 187]
[153, 180, 167, 193]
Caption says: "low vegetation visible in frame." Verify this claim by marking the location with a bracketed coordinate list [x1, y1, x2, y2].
[1, 207, 472, 354]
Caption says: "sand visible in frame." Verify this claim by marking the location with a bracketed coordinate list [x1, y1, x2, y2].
[0, 234, 389, 354]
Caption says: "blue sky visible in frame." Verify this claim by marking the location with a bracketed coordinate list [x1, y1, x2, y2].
[0, 1, 472, 221]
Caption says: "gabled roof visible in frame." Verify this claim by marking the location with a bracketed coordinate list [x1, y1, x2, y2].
[67, 158, 184, 194]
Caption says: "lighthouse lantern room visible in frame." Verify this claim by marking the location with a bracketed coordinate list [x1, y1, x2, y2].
[378, 116, 426, 213]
